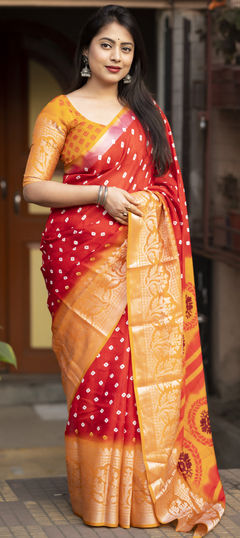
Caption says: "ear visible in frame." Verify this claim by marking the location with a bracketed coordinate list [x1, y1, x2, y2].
[82, 47, 88, 58]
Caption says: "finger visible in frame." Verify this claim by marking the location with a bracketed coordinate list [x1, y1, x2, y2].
[115, 217, 128, 225]
[125, 192, 141, 205]
[125, 204, 143, 217]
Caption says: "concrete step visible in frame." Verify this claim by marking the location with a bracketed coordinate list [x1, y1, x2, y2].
[0, 374, 65, 406]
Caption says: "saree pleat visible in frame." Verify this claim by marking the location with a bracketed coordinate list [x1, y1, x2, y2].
[23, 95, 225, 536]
[65, 309, 159, 528]
[65, 438, 160, 528]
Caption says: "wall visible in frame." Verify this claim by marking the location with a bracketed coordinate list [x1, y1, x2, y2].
[171, 9, 184, 169]
[157, 8, 206, 229]
[211, 262, 240, 400]
[210, 109, 240, 218]
[188, 10, 206, 236]
[210, 107, 240, 400]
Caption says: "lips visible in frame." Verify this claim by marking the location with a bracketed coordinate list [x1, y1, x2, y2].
[106, 66, 121, 73]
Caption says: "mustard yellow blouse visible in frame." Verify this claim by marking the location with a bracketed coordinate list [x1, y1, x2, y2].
[23, 94, 107, 186]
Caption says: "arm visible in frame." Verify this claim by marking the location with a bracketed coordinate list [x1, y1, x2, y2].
[22, 97, 96, 207]
[23, 182, 143, 225]
[23, 97, 142, 220]
[23, 181, 99, 207]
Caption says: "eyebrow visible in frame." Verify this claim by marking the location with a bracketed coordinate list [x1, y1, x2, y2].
[99, 37, 134, 46]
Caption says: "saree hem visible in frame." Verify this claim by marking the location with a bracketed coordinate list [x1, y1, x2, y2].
[77, 518, 161, 529]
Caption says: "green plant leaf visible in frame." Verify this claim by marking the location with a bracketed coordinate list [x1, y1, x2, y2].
[0, 342, 17, 368]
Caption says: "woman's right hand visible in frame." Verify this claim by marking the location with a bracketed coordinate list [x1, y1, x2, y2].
[104, 186, 143, 225]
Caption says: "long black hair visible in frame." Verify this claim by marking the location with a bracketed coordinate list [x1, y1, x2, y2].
[70, 4, 172, 175]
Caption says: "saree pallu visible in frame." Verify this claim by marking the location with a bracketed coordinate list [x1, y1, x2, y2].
[25, 96, 225, 535]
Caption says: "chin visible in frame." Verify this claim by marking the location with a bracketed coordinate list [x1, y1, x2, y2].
[100, 75, 122, 85]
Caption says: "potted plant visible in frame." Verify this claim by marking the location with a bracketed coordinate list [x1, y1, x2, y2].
[218, 173, 240, 251]
[210, 6, 240, 65]
[0, 341, 17, 370]
[196, 5, 240, 107]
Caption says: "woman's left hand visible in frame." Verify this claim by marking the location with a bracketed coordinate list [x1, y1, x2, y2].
[104, 186, 143, 225]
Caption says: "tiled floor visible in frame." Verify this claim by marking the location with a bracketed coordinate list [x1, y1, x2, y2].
[0, 395, 239, 537]
[0, 447, 66, 481]
[0, 469, 239, 537]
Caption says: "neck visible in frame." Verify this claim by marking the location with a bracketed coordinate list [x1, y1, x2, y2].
[82, 76, 119, 101]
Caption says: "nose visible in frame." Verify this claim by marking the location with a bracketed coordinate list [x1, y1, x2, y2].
[110, 45, 121, 62]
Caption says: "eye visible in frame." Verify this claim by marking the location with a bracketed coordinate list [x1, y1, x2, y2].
[101, 43, 111, 49]
[122, 46, 132, 53]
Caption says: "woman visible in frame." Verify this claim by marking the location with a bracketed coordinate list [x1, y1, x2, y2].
[23, 5, 225, 535]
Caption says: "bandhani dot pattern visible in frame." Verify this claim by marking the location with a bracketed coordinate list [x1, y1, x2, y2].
[66, 309, 141, 443]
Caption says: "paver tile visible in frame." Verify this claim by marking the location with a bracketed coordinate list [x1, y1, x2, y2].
[0, 528, 12, 537]
[0, 471, 239, 537]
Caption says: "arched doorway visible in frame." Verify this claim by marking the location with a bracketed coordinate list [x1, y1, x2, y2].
[0, 22, 74, 373]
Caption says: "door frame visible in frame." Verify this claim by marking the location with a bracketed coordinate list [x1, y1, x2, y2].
[0, 33, 8, 361]
[0, 20, 74, 373]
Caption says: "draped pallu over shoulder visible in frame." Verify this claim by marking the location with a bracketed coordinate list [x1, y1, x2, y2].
[127, 191, 224, 536]
[127, 190, 183, 494]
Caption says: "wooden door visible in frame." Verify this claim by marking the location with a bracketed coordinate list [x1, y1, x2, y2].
[0, 32, 8, 368]
[0, 30, 65, 373]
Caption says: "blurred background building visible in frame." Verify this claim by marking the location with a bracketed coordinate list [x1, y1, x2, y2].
[0, 0, 239, 405]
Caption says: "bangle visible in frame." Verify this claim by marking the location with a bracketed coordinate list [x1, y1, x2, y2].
[99, 186, 105, 206]
[102, 187, 108, 207]
[97, 185, 103, 205]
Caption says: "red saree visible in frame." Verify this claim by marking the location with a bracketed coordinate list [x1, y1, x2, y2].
[23, 94, 225, 535]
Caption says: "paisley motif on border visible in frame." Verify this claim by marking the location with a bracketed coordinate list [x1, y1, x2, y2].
[188, 397, 213, 447]
[177, 438, 202, 487]
[183, 282, 198, 331]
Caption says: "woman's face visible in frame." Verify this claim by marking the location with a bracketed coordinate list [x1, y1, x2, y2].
[85, 21, 135, 86]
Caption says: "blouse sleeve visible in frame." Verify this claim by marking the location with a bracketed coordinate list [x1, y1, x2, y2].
[23, 96, 68, 187]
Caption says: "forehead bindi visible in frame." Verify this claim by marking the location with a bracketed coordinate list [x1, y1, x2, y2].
[96, 22, 134, 46]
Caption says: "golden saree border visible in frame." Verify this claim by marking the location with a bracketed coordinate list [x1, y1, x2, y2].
[127, 191, 184, 500]
[65, 436, 160, 528]
[127, 192, 224, 536]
